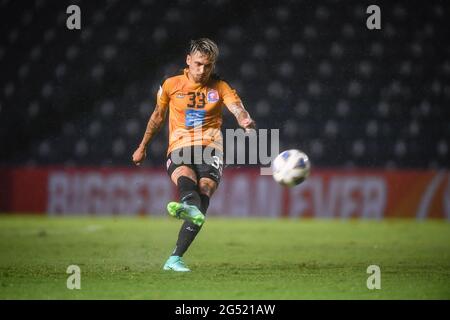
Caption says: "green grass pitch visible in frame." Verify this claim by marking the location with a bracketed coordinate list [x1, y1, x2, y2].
[0, 215, 449, 299]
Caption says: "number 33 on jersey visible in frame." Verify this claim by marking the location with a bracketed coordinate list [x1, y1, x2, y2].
[157, 68, 242, 155]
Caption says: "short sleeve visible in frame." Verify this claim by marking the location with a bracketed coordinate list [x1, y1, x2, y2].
[156, 80, 170, 108]
[219, 81, 242, 106]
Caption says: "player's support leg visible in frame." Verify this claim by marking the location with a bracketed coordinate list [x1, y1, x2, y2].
[198, 177, 216, 214]
[163, 255, 190, 272]
[200, 194, 210, 214]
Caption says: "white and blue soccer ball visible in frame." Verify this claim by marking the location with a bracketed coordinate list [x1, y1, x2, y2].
[272, 149, 311, 187]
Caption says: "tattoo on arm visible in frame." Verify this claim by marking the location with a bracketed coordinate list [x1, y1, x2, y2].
[145, 119, 160, 135]
[227, 103, 252, 127]
[140, 105, 167, 147]
[229, 104, 245, 119]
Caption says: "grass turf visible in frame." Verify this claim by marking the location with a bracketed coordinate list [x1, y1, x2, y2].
[0, 215, 449, 299]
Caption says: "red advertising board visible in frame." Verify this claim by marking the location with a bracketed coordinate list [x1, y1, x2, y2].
[0, 167, 448, 219]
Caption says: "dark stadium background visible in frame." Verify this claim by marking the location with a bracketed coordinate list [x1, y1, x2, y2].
[1, 0, 448, 168]
[0, 0, 449, 218]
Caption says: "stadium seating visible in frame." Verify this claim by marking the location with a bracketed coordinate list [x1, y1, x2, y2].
[0, 0, 448, 168]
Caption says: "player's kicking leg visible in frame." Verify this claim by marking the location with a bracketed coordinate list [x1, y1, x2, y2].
[163, 176, 217, 272]
[166, 166, 205, 226]
[163, 165, 204, 272]
[163, 147, 221, 272]
[167, 201, 205, 227]
[164, 176, 218, 271]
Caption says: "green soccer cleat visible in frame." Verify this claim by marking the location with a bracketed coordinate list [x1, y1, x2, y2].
[163, 255, 190, 272]
[167, 201, 205, 227]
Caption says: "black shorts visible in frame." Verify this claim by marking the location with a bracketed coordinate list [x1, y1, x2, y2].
[166, 146, 224, 184]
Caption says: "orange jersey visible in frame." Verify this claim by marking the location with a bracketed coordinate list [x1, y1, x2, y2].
[157, 68, 242, 155]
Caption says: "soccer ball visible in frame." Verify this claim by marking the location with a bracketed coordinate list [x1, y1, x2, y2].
[272, 149, 311, 186]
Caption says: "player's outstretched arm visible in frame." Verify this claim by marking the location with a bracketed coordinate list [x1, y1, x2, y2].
[226, 102, 256, 132]
[132, 104, 168, 166]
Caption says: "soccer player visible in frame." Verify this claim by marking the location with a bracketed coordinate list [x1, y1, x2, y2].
[132, 38, 255, 272]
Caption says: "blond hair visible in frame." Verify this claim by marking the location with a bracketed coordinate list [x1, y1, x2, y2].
[188, 38, 219, 62]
